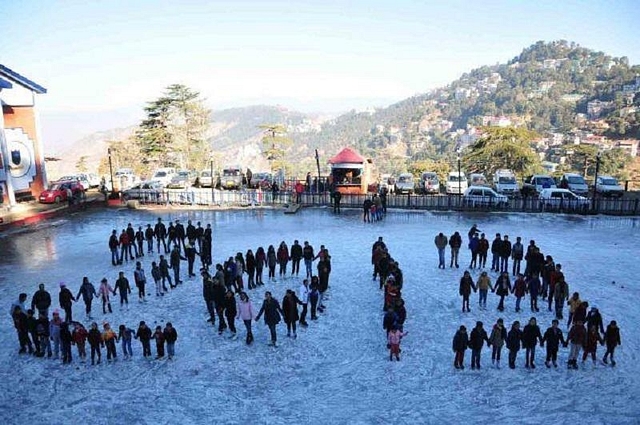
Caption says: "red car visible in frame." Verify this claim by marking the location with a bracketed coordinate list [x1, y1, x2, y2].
[39, 181, 84, 204]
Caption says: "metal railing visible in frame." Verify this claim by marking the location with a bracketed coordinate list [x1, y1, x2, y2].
[120, 188, 640, 216]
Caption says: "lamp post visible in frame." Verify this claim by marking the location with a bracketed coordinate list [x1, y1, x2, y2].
[210, 158, 215, 205]
[457, 149, 462, 195]
[107, 148, 115, 198]
[592, 151, 601, 211]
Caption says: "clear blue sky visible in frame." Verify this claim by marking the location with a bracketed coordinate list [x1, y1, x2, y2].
[1, 0, 638, 149]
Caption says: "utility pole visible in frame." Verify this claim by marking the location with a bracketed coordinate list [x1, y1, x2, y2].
[108, 148, 115, 197]
[315, 149, 321, 193]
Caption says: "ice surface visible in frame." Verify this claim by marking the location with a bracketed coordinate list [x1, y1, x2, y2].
[1, 207, 639, 424]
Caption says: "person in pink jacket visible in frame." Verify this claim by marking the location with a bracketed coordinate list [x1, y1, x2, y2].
[98, 278, 114, 314]
[387, 325, 408, 361]
[237, 292, 256, 345]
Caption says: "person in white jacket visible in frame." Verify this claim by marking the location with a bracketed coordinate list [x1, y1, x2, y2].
[298, 279, 310, 327]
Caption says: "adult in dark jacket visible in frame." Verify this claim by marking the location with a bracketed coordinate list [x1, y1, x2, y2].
[477, 234, 489, 268]
[76, 277, 98, 319]
[526, 275, 541, 312]
[511, 236, 524, 276]
[144, 224, 155, 254]
[185, 240, 199, 278]
[212, 273, 228, 333]
[113, 272, 131, 307]
[452, 325, 469, 369]
[170, 246, 187, 286]
[521, 317, 543, 368]
[186, 220, 196, 243]
[126, 223, 138, 259]
[12, 306, 32, 354]
[154, 218, 168, 254]
[174, 220, 186, 252]
[223, 290, 238, 337]
[506, 321, 522, 369]
[468, 321, 490, 370]
[585, 307, 605, 334]
[108, 229, 120, 265]
[58, 283, 76, 322]
[202, 271, 216, 324]
[494, 272, 511, 312]
[255, 291, 285, 346]
[499, 235, 512, 273]
[468, 234, 480, 269]
[541, 319, 566, 368]
[317, 253, 331, 312]
[135, 321, 152, 357]
[245, 250, 256, 289]
[602, 320, 621, 366]
[60, 322, 73, 364]
[490, 233, 502, 271]
[459, 271, 476, 313]
[159, 255, 172, 290]
[88, 322, 103, 365]
[163, 322, 178, 359]
[290, 240, 303, 277]
[282, 290, 301, 338]
[31, 284, 51, 318]
[449, 231, 462, 268]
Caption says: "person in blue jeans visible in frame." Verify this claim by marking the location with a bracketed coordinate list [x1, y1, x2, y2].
[118, 324, 134, 359]
[109, 230, 120, 266]
[163, 322, 178, 359]
[434, 233, 448, 269]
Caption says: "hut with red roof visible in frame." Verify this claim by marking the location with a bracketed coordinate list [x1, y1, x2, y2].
[328, 147, 374, 195]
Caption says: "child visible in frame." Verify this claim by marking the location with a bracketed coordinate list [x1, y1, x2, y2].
[72, 322, 88, 360]
[541, 319, 565, 368]
[135, 321, 152, 357]
[151, 261, 164, 297]
[153, 325, 165, 359]
[387, 325, 407, 361]
[452, 325, 469, 369]
[36, 313, 52, 358]
[582, 324, 604, 365]
[49, 310, 63, 359]
[567, 320, 586, 369]
[237, 292, 255, 345]
[26, 309, 40, 356]
[603, 320, 621, 366]
[87, 322, 103, 365]
[506, 321, 522, 369]
[489, 318, 506, 368]
[60, 322, 73, 364]
[98, 278, 114, 314]
[102, 322, 117, 361]
[163, 322, 178, 359]
[512, 274, 526, 313]
[309, 279, 320, 321]
[118, 324, 135, 359]
[459, 271, 476, 313]
[476, 272, 492, 309]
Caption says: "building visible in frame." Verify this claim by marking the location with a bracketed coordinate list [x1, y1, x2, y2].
[618, 139, 639, 157]
[0, 65, 48, 206]
[328, 147, 374, 195]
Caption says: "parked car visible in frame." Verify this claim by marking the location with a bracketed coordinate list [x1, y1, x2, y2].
[445, 171, 468, 195]
[493, 169, 519, 197]
[595, 175, 624, 198]
[59, 174, 89, 190]
[394, 173, 415, 194]
[380, 174, 396, 194]
[150, 167, 177, 186]
[420, 171, 440, 194]
[521, 174, 557, 197]
[122, 181, 164, 202]
[560, 173, 589, 195]
[538, 188, 589, 210]
[85, 173, 101, 188]
[463, 186, 509, 208]
[220, 166, 243, 190]
[250, 172, 273, 190]
[468, 173, 488, 187]
[196, 170, 219, 188]
[114, 168, 139, 190]
[167, 170, 197, 189]
[39, 181, 84, 204]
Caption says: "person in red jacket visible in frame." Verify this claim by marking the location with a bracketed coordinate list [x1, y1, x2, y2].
[72, 322, 88, 360]
[582, 324, 604, 365]
[512, 273, 527, 313]
[118, 229, 130, 264]
[567, 320, 586, 369]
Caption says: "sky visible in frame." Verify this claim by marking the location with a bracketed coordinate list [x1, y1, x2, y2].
[1, 0, 639, 150]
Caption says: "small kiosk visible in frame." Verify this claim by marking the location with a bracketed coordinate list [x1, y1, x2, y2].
[328, 147, 374, 195]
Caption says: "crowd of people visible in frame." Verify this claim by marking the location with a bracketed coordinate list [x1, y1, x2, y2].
[10, 215, 334, 360]
[200, 239, 332, 347]
[372, 237, 408, 361]
[447, 224, 622, 370]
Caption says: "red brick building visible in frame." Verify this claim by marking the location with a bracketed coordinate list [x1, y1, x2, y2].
[0, 65, 48, 206]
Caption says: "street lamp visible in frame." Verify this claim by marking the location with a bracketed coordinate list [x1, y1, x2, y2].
[457, 148, 462, 195]
[107, 148, 115, 198]
[592, 150, 601, 211]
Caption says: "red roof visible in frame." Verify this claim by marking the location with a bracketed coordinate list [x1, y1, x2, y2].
[328, 147, 365, 164]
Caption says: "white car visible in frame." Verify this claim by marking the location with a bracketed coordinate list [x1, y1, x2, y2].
[150, 167, 177, 186]
[538, 188, 589, 210]
[446, 171, 468, 195]
[394, 173, 415, 194]
[595, 175, 624, 198]
[561, 173, 589, 196]
[463, 186, 509, 208]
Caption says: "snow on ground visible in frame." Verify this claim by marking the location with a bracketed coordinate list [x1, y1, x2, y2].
[1, 207, 639, 424]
